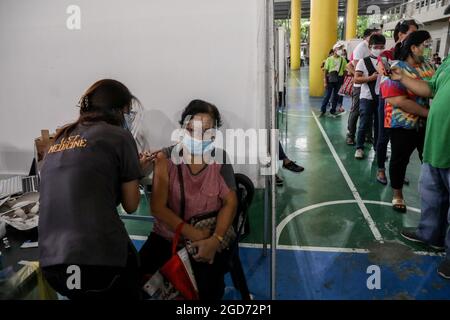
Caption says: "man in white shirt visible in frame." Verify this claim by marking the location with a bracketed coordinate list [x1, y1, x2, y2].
[346, 28, 381, 145]
[353, 34, 386, 159]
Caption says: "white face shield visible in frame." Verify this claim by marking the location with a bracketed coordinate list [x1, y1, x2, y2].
[126, 99, 148, 153]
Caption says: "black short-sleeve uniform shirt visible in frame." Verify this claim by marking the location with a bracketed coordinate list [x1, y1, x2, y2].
[38, 122, 142, 268]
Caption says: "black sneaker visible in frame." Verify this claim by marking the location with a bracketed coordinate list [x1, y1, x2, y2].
[319, 112, 326, 118]
[275, 175, 284, 187]
[346, 137, 355, 146]
[283, 161, 305, 173]
[438, 260, 450, 280]
[401, 229, 425, 244]
[401, 228, 445, 250]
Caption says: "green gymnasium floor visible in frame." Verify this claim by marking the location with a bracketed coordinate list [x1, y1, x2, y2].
[124, 68, 450, 300]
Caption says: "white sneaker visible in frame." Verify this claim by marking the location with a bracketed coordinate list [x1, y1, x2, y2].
[355, 149, 364, 159]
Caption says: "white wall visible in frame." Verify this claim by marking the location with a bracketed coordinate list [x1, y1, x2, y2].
[425, 20, 450, 57]
[0, 0, 269, 185]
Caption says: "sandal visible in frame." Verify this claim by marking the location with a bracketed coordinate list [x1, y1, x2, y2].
[392, 198, 407, 213]
[376, 170, 388, 185]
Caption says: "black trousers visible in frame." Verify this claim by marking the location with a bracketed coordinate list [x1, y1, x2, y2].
[41, 242, 141, 300]
[139, 232, 229, 301]
[279, 142, 287, 161]
[376, 97, 390, 169]
[389, 127, 425, 190]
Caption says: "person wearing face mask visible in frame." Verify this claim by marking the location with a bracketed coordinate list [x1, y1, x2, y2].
[354, 34, 386, 160]
[380, 30, 435, 213]
[375, 20, 419, 185]
[336, 48, 349, 113]
[39, 79, 153, 299]
[378, 20, 419, 68]
[346, 28, 381, 145]
[139, 99, 238, 300]
[319, 41, 347, 117]
[388, 6, 450, 279]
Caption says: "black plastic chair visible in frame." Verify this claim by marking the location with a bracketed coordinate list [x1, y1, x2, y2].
[227, 173, 255, 300]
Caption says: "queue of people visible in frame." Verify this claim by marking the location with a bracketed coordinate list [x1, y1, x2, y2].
[318, 13, 450, 280]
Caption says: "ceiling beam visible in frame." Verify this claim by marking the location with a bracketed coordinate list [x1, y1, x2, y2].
[274, 0, 406, 20]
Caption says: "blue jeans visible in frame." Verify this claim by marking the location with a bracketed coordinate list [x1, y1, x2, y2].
[376, 97, 390, 169]
[356, 97, 379, 150]
[417, 163, 450, 255]
[321, 78, 343, 113]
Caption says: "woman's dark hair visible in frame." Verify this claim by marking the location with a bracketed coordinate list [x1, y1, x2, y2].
[394, 30, 431, 61]
[369, 34, 386, 46]
[179, 99, 222, 128]
[363, 28, 374, 39]
[394, 20, 419, 42]
[55, 79, 138, 140]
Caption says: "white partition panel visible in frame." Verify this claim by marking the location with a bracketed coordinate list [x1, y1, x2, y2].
[0, 0, 269, 186]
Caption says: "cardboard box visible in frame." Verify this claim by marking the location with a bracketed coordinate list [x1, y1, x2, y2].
[34, 130, 55, 162]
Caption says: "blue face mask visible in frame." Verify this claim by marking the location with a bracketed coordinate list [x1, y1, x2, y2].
[182, 134, 214, 156]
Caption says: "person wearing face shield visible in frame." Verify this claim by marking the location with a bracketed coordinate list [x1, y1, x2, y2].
[380, 31, 435, 215]
[39, 79, 153, 299]
[319, 41, 347, 117]
[122, 102, 156, 183]
[387, 6, 450, 279]
[139, 99, 238, 300]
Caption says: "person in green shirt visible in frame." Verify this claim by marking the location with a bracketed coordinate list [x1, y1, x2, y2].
[320, 41, 347, 117]
[390, 5, 450, 280]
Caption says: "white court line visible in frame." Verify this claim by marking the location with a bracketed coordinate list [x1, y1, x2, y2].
[276, 200, 355, 244]
[363, 200, 420, 213]
[280, 113, 314, 118]
[238, 242, 443, 257]
[414, 251, 445, 257]
[277, 200, 421, 234]
[276, 200, 420, 245]
[129, 234, 442, 257]
[278, 245, 370, 254]
[294, 73, 302, 87]
[240, 243, 368, 254]
[130, 235, 148, 241]
[311, 111, 383, 242]
[239, 242, 367, 253]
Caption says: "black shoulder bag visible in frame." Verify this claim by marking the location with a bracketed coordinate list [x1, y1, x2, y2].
[327, 57, 344, 83]
[363, 57, 378, 100]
